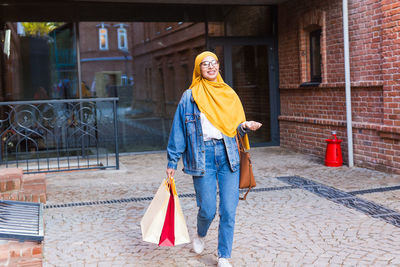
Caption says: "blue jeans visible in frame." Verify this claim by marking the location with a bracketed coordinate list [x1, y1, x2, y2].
[193, 139, 239, 258]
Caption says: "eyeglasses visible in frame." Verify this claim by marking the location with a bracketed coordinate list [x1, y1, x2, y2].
[200, 60, 219, 68]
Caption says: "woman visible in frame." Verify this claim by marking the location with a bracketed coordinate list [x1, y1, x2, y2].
[166, 51, 261, 267]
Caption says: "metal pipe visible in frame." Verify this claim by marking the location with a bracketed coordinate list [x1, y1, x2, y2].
[113, 99, 120, 170]
[74, 22, 86, 163]
[75, 22, 83, 99]
[342, 0, 354, 167]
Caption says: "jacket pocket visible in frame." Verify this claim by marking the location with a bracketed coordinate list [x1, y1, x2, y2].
[185, 114, 196, 135]
[225, 136, 240, 169]
[184, 114, 197, 168]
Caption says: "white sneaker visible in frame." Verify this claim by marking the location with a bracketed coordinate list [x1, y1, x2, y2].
[217, 258, 232, 267]
[192, 235, 205, 254]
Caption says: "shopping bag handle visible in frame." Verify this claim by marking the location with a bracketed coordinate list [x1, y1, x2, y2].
[167, 175, 178, 196]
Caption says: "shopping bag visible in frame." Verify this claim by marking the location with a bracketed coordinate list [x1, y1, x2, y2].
[169, 177, 190, 246]
[140, 177, 190, 246]
[158, 186, 175, 246]
[141, 179, 171, 244]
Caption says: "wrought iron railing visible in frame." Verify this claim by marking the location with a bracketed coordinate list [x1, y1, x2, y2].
[0, 98, 119, 173]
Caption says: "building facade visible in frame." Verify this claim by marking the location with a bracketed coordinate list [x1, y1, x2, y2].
[130, 22, 205, 118]
[278, 0, 400, 173]
[79, 22, 134, 100]
[1, 0, 400, 173]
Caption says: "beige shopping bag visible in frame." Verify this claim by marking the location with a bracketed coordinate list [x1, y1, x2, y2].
[141, 179, 171, 244]
[140, 177, 190, 246]
[170, 178, 190, 245]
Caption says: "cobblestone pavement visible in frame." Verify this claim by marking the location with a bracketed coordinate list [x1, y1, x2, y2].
[43, 147, 400, 266]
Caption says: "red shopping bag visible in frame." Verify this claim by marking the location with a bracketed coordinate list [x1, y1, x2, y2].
[141, 176, 189, 246]
[158, 186, 175, 246]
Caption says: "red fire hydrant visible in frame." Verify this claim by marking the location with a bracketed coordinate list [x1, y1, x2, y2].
[325, 131, 343, 167]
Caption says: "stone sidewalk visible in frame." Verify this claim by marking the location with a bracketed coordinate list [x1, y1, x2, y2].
[43, 147, 400, 266]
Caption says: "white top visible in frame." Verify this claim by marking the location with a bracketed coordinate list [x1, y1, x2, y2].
[200, 113, 223, 141]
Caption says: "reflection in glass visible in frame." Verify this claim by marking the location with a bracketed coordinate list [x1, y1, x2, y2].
[99, 28, 108, 50]
[0, 22, 77, 101]
[212, 46, 225, 79]
[0, 99, 118, 172]
[207, 6, 273, 37]
[80, 21, 207, 152]
[49, 23, 78, 99]
[1, 5, 274, 154]
[232, 45, 270, 143]
[117, 27, 128, 50]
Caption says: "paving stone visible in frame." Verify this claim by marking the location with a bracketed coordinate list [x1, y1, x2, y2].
[43, 147, 400, 266]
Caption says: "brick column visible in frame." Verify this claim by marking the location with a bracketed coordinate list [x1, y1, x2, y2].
[0, 168, 45, 266]
[381, 0, 400, 127]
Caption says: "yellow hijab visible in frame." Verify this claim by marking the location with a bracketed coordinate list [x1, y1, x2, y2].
[189, 51, 250, 149]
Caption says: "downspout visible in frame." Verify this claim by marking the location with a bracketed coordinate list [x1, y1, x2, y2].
[342, 0, 354, 167]
[75, 22, 82, 99]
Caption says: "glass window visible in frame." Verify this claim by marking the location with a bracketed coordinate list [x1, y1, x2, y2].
[223, 6, 273, 37]
[121, 74, 128, 85]
[1, 4, 276, 155]
[310, 29, 322, 83]
[0, 22, 78, 101]
[118, 27, 128, 50]
[232, 45, 271, 143]
[99, 27, 108, 50]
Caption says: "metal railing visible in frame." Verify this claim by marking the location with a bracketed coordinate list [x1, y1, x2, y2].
[0, 98, 119, 173]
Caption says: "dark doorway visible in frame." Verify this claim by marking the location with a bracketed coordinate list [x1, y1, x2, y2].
[208, 37, 279, 146]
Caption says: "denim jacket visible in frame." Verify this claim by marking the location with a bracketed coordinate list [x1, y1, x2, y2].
[167, 89, 247, 176]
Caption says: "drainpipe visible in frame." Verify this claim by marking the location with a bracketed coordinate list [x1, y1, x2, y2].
[342, 0, 354, 167]
[75, 22, 82, 99]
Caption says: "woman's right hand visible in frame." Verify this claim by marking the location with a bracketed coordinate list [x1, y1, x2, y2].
[166, 168, 175, 179]
[242, 121, 262, 131]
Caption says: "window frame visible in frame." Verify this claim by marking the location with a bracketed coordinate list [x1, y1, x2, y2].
[309, 29, 322, 83]
[98, 27, 109, 51]
[117, 27, 128, 50]
[298, 9, 326, 86]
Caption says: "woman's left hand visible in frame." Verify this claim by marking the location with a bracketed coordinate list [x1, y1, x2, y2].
[242, 121, 262, 131]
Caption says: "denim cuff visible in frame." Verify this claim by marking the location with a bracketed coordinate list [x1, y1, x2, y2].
[167, 161, 177, 170]
[242, 124, 251, 133]
[237, 123, 250, 137]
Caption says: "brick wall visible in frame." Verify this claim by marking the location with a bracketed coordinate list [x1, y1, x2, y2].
[278, 0, 400, 173]
[0, 169, 47, 203]
[79, 22, 134, 98]
[279, 0, 383, 87]
[280, 87, 383, 123]
[131, 22, 205, 118]
[0, 168, 45, 266]
[381, 0, 400, 126]
[0, 240, 42, 266]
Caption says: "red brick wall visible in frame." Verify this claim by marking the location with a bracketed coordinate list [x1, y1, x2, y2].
[0, 240, 42, 266]
[382, 0, 400, 126]
[348, 0, 383, 83]
[0, 168, 45, 266]
[279, 0, 383, 87]
[279, 86, 383, 161]
[280, 87, 383, 123]
[278, 0, 400, 173]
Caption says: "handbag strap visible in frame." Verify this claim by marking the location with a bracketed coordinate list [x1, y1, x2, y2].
[240, 188, 251, 201]
[235, 135, 245, 152]
[236, 134, 252, 201]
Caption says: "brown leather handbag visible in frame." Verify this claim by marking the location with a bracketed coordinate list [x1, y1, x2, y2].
[236, 135, 256, 200]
